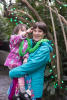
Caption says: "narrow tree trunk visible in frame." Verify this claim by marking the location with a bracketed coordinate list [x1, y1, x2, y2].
[48, 0, 61, 85]
[55, 8, 67, 52]
[21, 0, 43, 21]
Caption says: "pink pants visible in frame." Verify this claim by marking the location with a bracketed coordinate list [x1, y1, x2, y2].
[8, 77, 25, 100]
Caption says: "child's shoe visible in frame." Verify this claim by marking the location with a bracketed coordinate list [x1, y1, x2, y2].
[13, 95, 20, 100]
[26, 89, 31, 96]
[19, 91, 31, 100]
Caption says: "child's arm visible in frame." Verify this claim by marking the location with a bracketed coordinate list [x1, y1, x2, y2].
[9, 27, 33, 49]
[9, 35, 26, 50]
[26, 27, 33, 34]
[19, 27, 33, 37]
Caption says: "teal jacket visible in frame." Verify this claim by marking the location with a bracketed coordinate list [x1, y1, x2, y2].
[9, 39, 53, 98]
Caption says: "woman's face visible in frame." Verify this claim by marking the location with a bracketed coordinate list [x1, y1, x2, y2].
[33, 27, 45, 41]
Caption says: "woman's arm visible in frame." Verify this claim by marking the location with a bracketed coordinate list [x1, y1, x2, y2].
[9, 44, 52, 79]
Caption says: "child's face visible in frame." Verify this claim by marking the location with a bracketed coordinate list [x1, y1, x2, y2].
[33, 27, 45, 41]
[18, 26, 27, 35]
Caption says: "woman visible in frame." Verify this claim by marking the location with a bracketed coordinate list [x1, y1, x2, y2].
[9, 22, 53, 100]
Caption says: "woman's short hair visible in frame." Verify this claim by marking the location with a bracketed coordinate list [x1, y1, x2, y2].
[33, 22, 48, 34]
[13, 24, 27, 34]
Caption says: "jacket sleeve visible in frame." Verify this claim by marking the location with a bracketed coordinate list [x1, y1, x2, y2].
[9, 35, 25, 50]
[9, 44, 52, 79]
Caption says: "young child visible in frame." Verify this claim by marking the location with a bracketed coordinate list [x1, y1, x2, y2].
[4, 24, 32, 100]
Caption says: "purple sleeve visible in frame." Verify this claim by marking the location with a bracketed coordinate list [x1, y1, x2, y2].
[9, 35, 26, 50]
[9, 35, 14, 50]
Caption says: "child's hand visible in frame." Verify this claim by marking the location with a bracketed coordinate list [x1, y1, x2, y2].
[23, 58, 27, 64]
[26, 27, 33, 34]
[19, 31, 27, 36]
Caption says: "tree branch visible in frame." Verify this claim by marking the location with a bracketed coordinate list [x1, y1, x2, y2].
[48, 0, 61, 85]
[17, 15, 33, 26]
[45, 5, 67, 25]
[17, 10, 34, 21]
[56, 0, 65, 5]
[55, 7, 67, 52]
[21, 0, 43, 22]
[5, 10, 33, 26]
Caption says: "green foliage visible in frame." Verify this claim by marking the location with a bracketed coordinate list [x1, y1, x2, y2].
[0, 16, 15, 40]
[16, 0, 21, 3]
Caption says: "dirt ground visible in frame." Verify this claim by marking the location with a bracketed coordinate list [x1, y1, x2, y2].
[0, 66, 11, 100]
